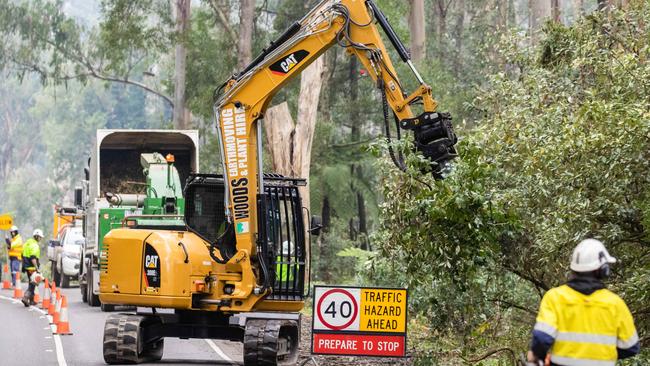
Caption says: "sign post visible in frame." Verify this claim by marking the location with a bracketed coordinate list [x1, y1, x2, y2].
[311, 286, 408, 357]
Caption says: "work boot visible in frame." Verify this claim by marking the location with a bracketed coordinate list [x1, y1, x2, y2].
[21, 290, 33, 307]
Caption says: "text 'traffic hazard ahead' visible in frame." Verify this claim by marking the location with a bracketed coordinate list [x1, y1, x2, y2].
[311, 286, 408, 358]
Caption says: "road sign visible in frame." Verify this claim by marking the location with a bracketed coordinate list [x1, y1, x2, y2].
[0, 214, 13, 230]
[311, 286, 408, 357]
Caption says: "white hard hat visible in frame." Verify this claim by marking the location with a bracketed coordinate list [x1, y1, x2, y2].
[570, 239, 616, 272]
[10, 225, 18, 232]
[281, 240, 294, 256]
[33, 229, 44, 238]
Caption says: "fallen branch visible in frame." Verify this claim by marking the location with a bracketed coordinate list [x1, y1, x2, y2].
[460, 347, 517, 365]
[489, 298, 537, 316]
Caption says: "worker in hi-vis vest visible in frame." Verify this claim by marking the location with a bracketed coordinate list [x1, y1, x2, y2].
[276, 240, 296, 283]
[527, 239, 639, 366]
[4, 225, 23, 287]
[21, 229, 43, 307]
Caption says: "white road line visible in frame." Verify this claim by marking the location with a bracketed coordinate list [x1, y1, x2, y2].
[205, 339, 234, 363]
[53, 332, 67, 366]
[0, 294, 67, 366]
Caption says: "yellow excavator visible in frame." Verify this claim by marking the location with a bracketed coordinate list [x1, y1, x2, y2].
[99, 0, 458, 364]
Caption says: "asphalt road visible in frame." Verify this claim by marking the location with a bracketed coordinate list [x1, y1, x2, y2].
[0, 283, 243, 366]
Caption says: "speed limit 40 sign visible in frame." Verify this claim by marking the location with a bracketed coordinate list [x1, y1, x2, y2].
[311, 286, 407, 357]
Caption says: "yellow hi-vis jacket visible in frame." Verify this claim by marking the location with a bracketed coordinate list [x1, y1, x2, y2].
[8, 234, 23, 259]
[534, 284, 639, 366]
[21, 238, 40, 271]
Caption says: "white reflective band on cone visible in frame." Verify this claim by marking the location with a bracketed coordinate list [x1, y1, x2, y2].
[59, 305, 68, 322]
[555, 332, 617, 345]
[617, 332, 639, 349]
[551, 355, 615, 366]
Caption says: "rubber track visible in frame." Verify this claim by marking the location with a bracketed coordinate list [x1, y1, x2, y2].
[243, 319, 299, 366]
[103, 314, 163, 364]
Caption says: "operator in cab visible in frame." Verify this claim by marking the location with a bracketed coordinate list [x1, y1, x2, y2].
[4, 225, 23, 288]
[276, 240, 296, 283]
[21, 229, 43, 307]
[527, 239, 640, 366]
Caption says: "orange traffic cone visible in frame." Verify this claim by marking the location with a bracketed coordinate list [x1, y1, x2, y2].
[42, 279, 51, 310]
[48, 284, 57, 317]
[1, 264, 10, 289]
[53, 289, 62, 325]
[13, 273, 23, 299]
[54, 295, 72, 335]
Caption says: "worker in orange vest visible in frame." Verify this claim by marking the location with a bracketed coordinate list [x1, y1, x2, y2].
[4, 225, 23, 287]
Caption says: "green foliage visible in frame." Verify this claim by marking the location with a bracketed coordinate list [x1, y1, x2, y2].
[373, 7, 650, 362]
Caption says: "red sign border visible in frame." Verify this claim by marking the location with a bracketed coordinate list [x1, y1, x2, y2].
[311, 285, 409, 359]
[316, 288, 359, 331]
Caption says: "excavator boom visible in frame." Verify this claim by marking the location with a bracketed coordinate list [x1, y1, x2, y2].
[211, 0, 458, 305]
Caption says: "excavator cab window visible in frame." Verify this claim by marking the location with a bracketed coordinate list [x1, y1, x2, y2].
[184, 173, 308, 301]
[184, 175, 229, 243]
[259, 175, 307, 301]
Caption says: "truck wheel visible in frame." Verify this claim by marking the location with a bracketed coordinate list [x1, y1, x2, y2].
[61, 273, 70, 288]
[103, 314, 164, 364]
[244, 319, 299, 366]
[87, 270, 100, 307]
[51, 261, 61, 286]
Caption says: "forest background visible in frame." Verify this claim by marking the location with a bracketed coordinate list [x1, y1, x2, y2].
[1, 0, 649, 364]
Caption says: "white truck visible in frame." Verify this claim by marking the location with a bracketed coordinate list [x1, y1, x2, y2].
[48, 205, 84, 288]
[79, 130, 199, 309]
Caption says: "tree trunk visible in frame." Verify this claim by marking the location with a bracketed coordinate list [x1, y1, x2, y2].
[321, 195, 331, 232]
[435, 0, 449, 52]
[238, 0, 256, 69]
[573, 0, 584, 16]
[529, 0, 551, 43]
[264, 58, 325, 283]
[494, 0, 506, 31]
[173, 0, 191, 129]
[453, 0, 465, 75]
[356, 191, 368, 250]
[408, 0, 426, 62]
[552, 0, 561, 23]
[319, 195, 331, 282]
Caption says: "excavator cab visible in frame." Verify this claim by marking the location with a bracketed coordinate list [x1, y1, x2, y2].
[184, 173, 309, 301]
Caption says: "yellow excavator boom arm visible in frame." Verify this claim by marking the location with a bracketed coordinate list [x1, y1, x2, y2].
[210, 0, 457, 309]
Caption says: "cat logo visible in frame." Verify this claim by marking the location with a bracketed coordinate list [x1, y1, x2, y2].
[145, 254, 159, 269]
[269, 50, 310, 76]
[143, 244, 161, 288]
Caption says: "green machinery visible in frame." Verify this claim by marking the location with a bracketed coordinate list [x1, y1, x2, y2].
[80, 129, 199, 309]
[92, 153, 186, 311]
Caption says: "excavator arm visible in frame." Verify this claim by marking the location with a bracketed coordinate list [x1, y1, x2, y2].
[209, 0, 457, 309]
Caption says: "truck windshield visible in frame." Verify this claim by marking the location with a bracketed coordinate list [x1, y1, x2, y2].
[65, 230, 84, 246]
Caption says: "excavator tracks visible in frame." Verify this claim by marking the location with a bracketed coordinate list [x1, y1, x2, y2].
[244, 319, 300, 366]
[103, 314, 164, 364]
